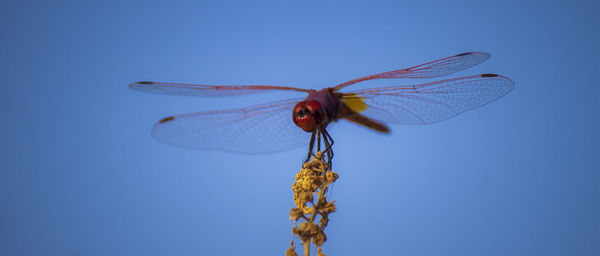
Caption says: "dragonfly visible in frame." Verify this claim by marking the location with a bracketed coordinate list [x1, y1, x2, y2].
[130, 52, 514, 162]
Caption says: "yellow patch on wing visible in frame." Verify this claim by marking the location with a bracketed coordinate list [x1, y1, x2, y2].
[341, 94, 369, 113]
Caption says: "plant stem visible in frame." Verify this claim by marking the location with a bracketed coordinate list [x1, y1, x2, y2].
[304, 241, 310, 256]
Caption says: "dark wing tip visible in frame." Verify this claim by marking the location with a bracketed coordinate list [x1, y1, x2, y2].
[159, 116, 175, 123]
[457, 51, 491, 58]
[480, 73, 499, 77]
[129, 81, 155, 89]
[456, 52, 474, 56]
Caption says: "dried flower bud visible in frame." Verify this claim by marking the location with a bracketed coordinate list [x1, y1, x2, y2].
[286, 240, 298, 256]
[289, 208, 304, 221]
[326, 171, 338, 183]
[312, 230, 327, 246]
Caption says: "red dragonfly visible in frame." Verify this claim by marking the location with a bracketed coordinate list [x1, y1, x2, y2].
[130, 52, 513, 161]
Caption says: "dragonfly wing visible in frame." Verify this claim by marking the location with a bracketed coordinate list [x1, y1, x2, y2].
[334, 52, 491, 90]
[347, 74, 514, 125]
[151, 98, 311, 153]
[130, 81, 310, 97]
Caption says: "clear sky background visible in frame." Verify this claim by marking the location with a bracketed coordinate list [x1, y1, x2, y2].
[1, 0, 599, 255]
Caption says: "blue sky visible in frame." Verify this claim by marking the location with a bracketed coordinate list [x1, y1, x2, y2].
[1, 0, 599, 255]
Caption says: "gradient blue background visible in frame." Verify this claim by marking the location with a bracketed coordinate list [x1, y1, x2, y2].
[2, 0, 599, 255]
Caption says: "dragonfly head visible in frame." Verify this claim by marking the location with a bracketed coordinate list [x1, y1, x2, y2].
[292, 100, 324, 132]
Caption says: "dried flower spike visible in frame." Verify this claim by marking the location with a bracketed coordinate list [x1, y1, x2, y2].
[289, 152, 338, 255]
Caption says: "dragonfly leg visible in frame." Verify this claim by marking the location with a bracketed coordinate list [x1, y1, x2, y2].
[321, 127, 335, 165]
[305, 131, 316, 163]
[323, 128, 334, 149]
[316, 129, 321, 152]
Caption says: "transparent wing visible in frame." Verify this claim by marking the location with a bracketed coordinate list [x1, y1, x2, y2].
[347, 74, 514, 125]
[130, 81, 310, 97]
[151, 98, 312, 153]
[334, 52, 490, 90]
